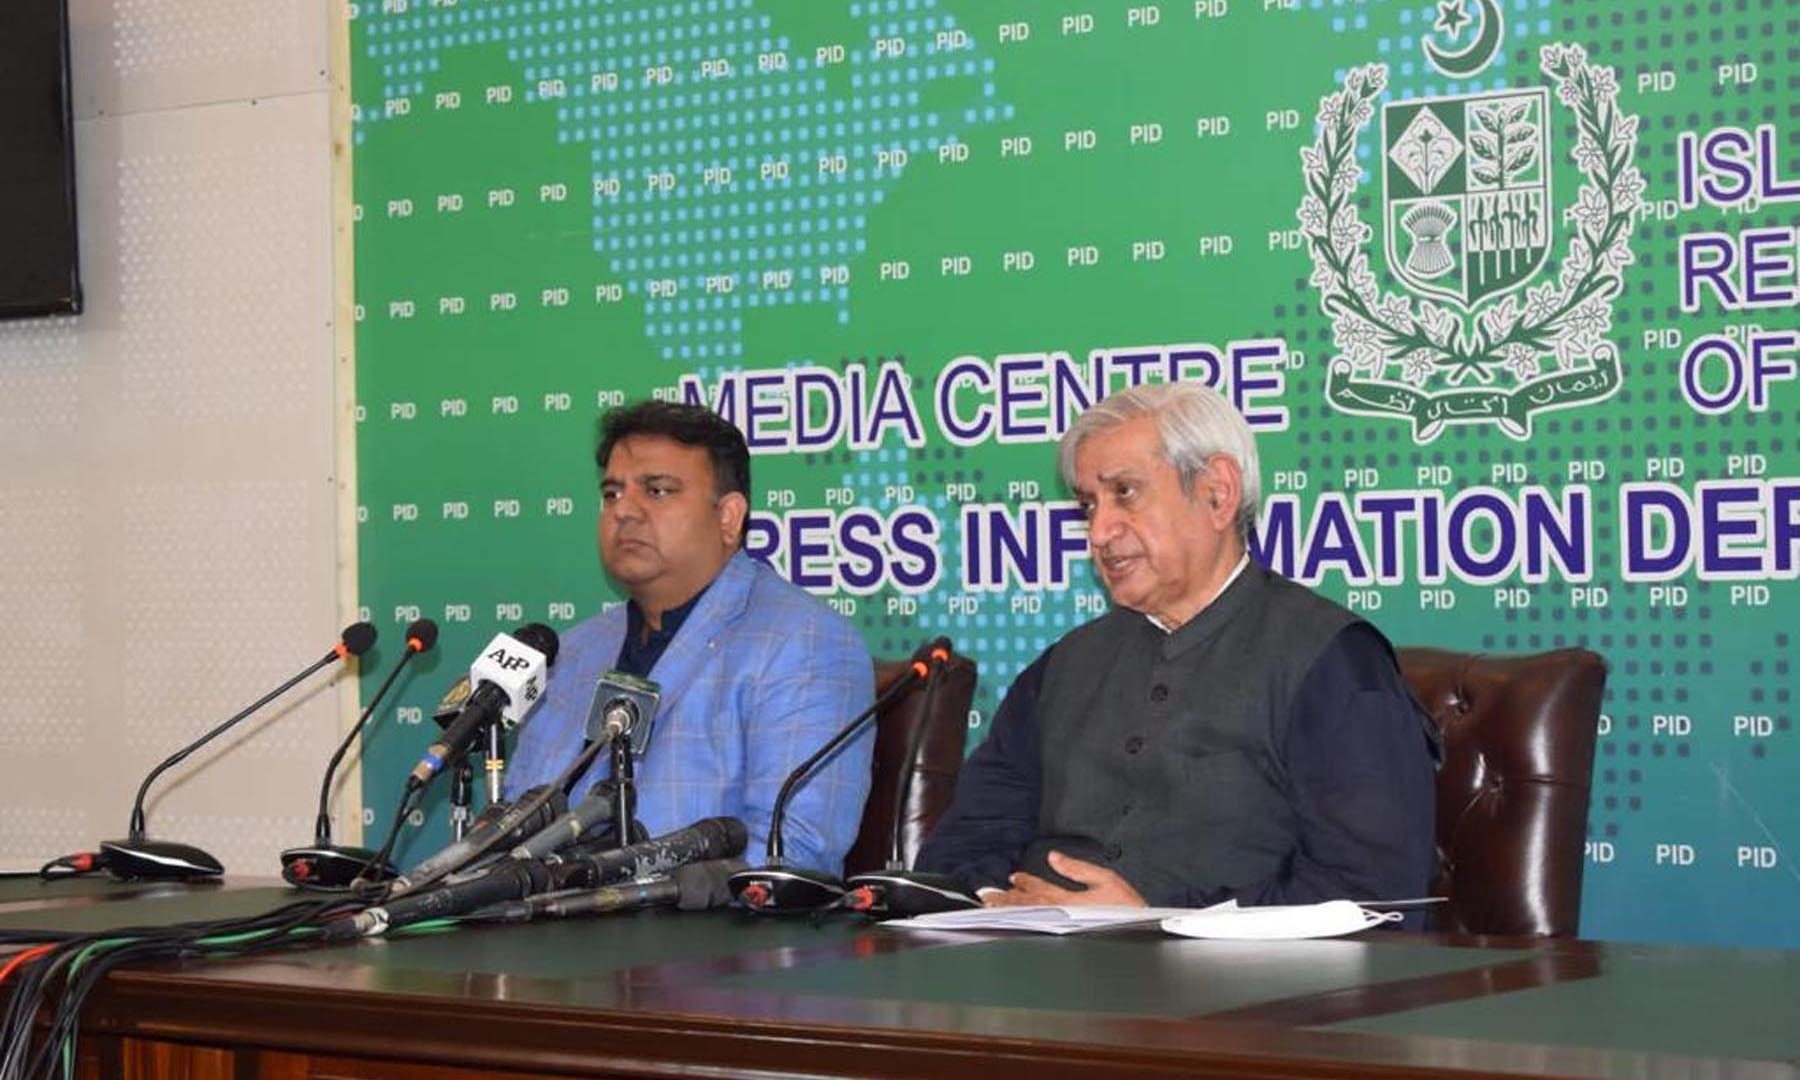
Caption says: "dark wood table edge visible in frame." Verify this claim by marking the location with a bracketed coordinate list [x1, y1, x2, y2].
[83, 950, 1800, 1080]
[32, 893, 1797, 1080]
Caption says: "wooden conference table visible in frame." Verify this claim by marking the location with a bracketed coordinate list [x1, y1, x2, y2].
[1, 877, 1795, 1080]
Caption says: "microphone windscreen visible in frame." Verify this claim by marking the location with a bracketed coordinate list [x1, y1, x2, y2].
[675, 858, 747, 910]
[711, 815, 749, 856]
[406, 617, 440, 653]
[513, 622, 561, 667]
[905, 635, 952, 676]
[341, 621, 379, 657]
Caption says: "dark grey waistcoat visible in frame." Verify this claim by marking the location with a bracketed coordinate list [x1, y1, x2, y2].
[1025, 564, 1359, 906]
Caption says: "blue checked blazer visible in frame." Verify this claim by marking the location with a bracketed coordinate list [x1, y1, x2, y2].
[504, 551, 875, 873]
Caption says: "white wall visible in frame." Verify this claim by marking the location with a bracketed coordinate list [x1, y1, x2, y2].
[0, 1, 351, 874]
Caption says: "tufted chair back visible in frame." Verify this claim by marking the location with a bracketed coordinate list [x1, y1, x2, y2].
[843, 653, 978, 877]
[1397, 647, 1606, 937]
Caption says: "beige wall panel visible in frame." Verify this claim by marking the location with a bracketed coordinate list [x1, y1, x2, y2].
[0, 85, 342, 873]
[68, 0, 328, 121]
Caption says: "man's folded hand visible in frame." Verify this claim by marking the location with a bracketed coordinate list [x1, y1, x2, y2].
[982, 850, 1146, 907]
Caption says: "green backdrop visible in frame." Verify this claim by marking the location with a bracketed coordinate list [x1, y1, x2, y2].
[348, 0, 1799, 946]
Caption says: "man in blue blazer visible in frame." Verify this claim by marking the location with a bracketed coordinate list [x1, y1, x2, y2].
[505, 401, 875, 873]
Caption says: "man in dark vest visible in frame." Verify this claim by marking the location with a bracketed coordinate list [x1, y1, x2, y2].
[917, 382, 1440, 909]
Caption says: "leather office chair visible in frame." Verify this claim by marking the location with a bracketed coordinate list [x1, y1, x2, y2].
[1397, 647, 1606, 938]
[843, 654, 978, 877]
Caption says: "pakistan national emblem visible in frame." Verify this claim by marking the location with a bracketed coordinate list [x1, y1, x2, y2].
[1299, 0, 1646, 442]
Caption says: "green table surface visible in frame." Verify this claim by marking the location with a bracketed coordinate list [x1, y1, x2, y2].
[1332, 941, 1800, 1063]
[6, 877, 1796, 1078]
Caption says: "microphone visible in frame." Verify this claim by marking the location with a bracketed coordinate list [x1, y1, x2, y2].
[472, 858, 745, 923]
[560, 815, 746, 885]
[382, 784, 566, 898]
[580, 670, 662, 845]
[507, 783, 618, 862]
[339, 816, 746, 937]
[405, 623, 559, 792]
[334, 858, 553, 939]
[379, 722, 621, 898]
[98, 622, 377, 880]
[729, 638, 949, 915]
[583, 670, 662, 756]
[843, 638, 981, 918]
[282, 618, 438, 890]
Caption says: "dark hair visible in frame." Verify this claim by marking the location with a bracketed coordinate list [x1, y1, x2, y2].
[595, 400, 751, 501]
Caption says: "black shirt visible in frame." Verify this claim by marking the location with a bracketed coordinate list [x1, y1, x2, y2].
[615, 584, 710, 677]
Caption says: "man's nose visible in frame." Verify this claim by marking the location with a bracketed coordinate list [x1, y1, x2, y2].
[1087, 502, 1121, 545]
[609, 489, 646, 520]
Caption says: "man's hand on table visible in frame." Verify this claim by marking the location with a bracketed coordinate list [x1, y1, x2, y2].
[981, 851, 1147, 907]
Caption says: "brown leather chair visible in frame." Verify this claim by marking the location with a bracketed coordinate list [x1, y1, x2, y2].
[1397, 647, 1606, 938]
[843, 654, 978, 877]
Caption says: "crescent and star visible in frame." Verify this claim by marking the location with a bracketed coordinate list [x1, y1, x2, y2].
[1423, 0, 1503, 77]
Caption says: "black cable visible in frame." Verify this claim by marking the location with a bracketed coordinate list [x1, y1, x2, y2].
[8, 934, 109, 1080]
[1, 853, 104, 880]
[354, 786, 421, 900]
[29, 937, 174, 1080]
[1, 956, 53, 1077]
[4, 895, 365, 1080]
[3, 960, 59, 1076]
[33, 901, 355, 1080]
[1, 898, 350, 1064]
[0, 870, 62, 881]
[9, 896, 351, 953]
[0, 929, 78, 944]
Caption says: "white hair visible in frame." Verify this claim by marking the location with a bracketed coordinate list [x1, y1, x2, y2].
[1057, 381, 1262, 535]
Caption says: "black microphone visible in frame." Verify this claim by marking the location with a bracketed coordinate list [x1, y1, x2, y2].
[507, 782, 618, 862]
[379, 722, 618, 898]
[844, 638, 981, 918]
[405, 623, 559, 792]
[729, 639, 948, 915]
[98, 622, 377, 880]
[557, 815, 746, 886]
[331, 858, 554, 939]
[282, 618, 438, 890]
[472, 858, 746, 923]
[383, 784, 566, 898]
[340, 816, 746, 937]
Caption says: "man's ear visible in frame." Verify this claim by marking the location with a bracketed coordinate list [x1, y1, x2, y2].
[1201, 454, 1243, 530]
[717, 491, 749, 546]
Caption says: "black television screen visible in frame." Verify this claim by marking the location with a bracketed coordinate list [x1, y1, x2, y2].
[0, 1, 81, 318]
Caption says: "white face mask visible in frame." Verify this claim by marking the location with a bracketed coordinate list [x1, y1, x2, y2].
[1160, 899, 1403, 940]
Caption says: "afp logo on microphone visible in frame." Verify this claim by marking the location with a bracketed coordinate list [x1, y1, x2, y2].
[486, 646, 534, 672]
[469, 627, 556, 727]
